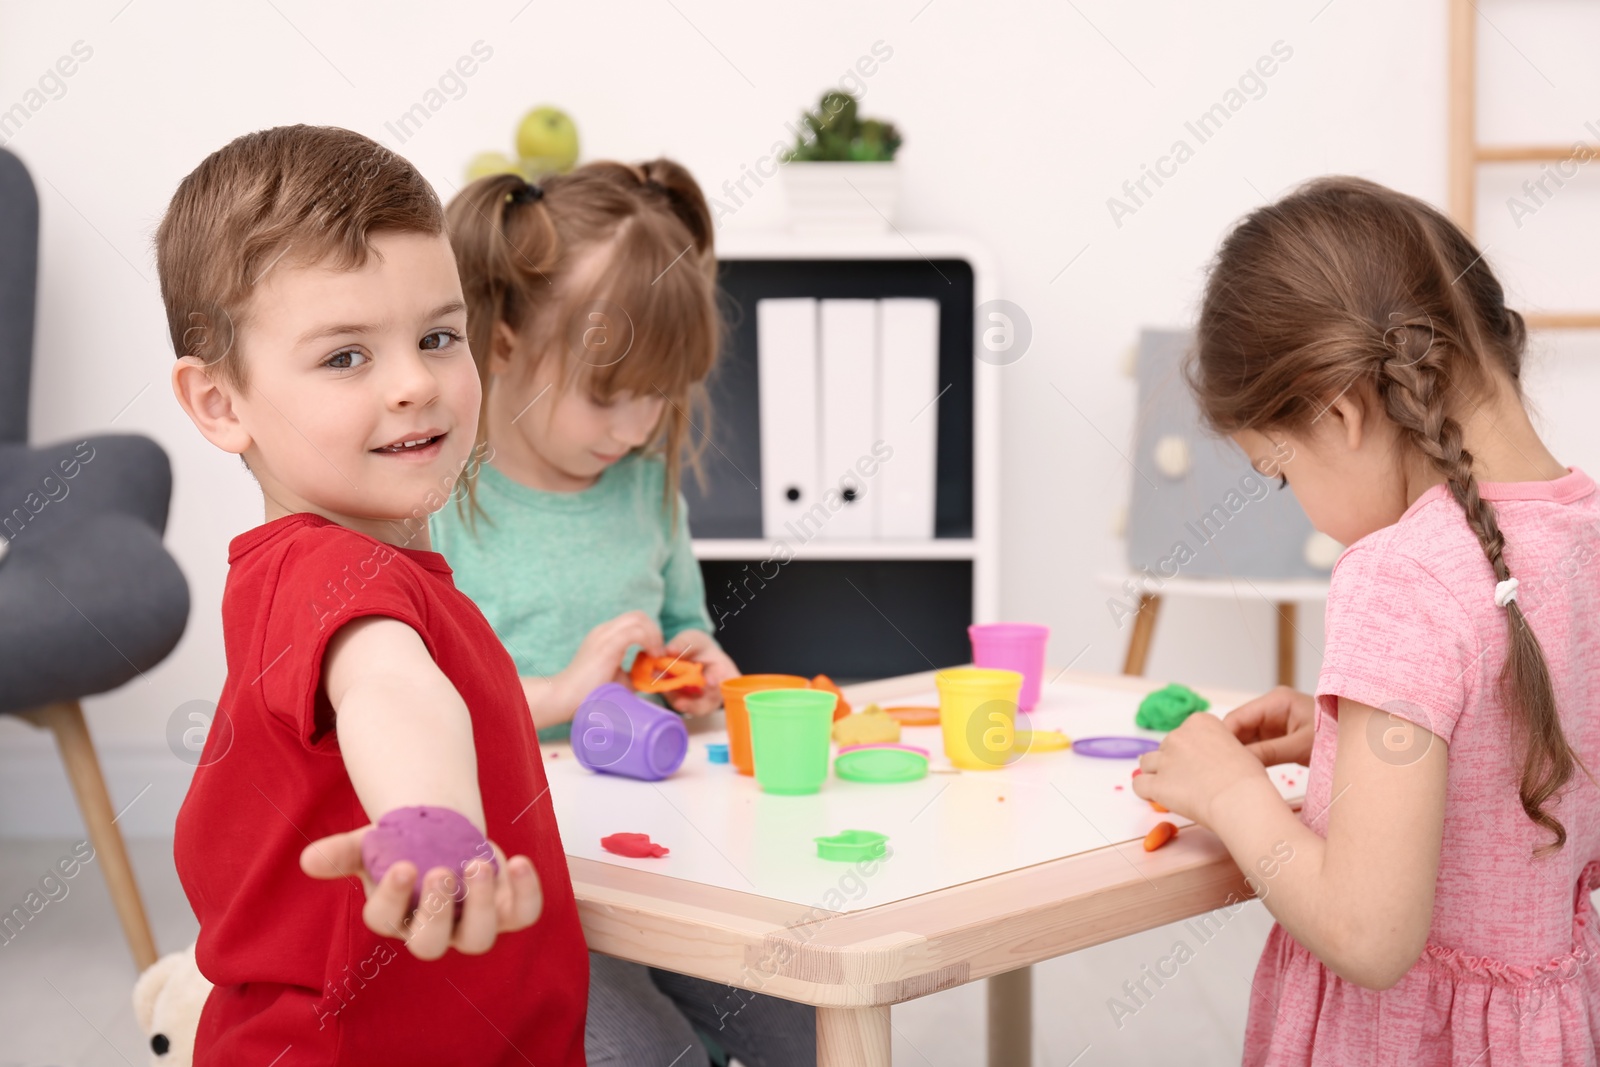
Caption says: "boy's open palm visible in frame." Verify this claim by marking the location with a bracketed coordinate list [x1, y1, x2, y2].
[300, 827, 542, 961]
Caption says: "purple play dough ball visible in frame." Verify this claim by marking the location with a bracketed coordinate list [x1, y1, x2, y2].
[360, 806, 498, 911]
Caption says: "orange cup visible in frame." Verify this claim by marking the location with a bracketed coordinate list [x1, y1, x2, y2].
[721, 674, 809, 776]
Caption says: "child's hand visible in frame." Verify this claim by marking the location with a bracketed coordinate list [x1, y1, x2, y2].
[1225, 685, 1316, 767]
[1131, 713, 1276, 829]
[300, 827, 542, 961]
[556, 611, 666, 712]
[659, 629, 737, 717]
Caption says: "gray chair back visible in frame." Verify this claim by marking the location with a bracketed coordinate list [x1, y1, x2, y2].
[0, 148, 38, 444]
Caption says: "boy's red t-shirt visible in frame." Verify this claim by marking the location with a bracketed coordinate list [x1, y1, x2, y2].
[175, 512, 588, 1066]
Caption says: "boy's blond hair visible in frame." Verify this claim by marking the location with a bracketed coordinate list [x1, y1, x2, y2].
[155, 125, 445, 391]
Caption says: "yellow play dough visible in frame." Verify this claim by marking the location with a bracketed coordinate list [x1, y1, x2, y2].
[1016, 729, 1070, 753]
[831, 704, 902, 746]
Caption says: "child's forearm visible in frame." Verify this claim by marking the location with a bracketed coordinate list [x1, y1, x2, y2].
[1206, 777, 1402, 989]
[1205, 697, 1447, 991]
[337, 676, 486, 832]
[521, 675, 577, 732]
[325, 617, 486, 832]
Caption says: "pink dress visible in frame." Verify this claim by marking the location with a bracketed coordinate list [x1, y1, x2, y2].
[1244, 468, 1600, 1067]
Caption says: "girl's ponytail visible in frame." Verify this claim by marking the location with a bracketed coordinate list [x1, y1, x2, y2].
[446, 172, 558, 392]
[1375, 323, 1573, 852]
[444, 172, 560, 535]
[636, 158, 715, 263]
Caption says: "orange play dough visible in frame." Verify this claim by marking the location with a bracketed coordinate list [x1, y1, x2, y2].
[629, 654, 705, 694]
[883, 705, 940, 726]
[809, 674, 852, 720]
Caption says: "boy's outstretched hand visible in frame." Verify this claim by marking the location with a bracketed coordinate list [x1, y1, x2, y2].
[300, 827, 542, 961]
[659, 628, 737, 717]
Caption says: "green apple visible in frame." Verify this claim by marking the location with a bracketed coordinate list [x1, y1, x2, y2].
[516, 106, 580, 176]
[464, 151, 520, 183]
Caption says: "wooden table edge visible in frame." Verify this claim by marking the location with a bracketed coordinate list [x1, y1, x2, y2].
[567, 668, 1294, 1008]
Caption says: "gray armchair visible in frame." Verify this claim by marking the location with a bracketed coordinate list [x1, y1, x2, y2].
[0, 147, 190, 972]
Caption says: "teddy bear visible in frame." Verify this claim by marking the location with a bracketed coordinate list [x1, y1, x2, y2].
[132, 942, 212, 1066]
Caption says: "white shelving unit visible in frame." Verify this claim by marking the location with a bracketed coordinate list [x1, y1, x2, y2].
[692, 537, 979, 561]
[696, 228, 1002, 622]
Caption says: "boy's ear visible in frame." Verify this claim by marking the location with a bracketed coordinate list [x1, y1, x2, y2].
[171, 356, 252, 455]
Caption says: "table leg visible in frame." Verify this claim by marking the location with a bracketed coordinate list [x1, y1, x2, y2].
[1275, 601, 1297, 688]
[818, 1005, 891, 1067]
[987, 966, 1032, 1066]
[1121, 594, 1161, 675]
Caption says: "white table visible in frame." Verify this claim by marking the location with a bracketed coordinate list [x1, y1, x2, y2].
[548, 669, 1306, 1066]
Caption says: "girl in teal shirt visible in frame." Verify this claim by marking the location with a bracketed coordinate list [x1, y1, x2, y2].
[433, 161, 737, 740]
[433, 161, 816, 1066]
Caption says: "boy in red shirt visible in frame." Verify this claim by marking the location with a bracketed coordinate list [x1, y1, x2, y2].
[161, 125, 588, 1065]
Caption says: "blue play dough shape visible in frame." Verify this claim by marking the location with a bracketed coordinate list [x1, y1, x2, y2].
[706, 742, 729, 764]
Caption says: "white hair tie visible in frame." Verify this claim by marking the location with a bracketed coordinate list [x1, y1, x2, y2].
[1494, 577, 1520, 608]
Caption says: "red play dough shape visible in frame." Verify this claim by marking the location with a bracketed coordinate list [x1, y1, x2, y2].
[602, 832, 670, 858]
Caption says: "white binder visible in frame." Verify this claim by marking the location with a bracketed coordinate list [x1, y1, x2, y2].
[817, 300, 879, 539]
[756, 298, 821, 539]
[876, 298, 941, 539]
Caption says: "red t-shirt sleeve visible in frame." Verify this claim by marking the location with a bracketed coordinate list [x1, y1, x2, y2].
[1316, 541, 1482, 745]
[258, 528, 436, 750]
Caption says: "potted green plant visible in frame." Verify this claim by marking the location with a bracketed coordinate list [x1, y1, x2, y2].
[780, 90, 903, 232]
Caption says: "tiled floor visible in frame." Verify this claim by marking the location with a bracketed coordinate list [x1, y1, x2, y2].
[0, 836, 1271, 1065]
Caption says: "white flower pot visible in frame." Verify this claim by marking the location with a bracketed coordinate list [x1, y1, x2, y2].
[780, 161, 900, 233]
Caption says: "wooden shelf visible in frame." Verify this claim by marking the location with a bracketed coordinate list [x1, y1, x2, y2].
[1477, 144, 1598, 164]
[693, 538, 978, 561]
[1523, 312, 1600, 332]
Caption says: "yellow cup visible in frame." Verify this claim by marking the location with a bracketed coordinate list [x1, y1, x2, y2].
[936, 667, 1024, 770]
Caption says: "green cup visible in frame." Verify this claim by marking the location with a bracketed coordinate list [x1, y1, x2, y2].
[744, 688, 838, 795]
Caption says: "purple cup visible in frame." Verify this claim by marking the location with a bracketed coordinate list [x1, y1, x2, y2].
[572, 683, 689, 781]
[968, 623, 1051, 712]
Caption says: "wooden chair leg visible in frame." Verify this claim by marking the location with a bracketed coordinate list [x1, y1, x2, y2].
[19, 700, 159, 972]
[1275, 602, 1297, 688]
[1121, 594, 1161, 676]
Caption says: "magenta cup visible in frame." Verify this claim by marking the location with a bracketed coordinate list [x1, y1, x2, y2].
[572, 683, 688, 781]
[968, 623, 1050, 712]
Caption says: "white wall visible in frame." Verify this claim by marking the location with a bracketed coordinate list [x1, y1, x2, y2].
[2, 0, 1598, 835]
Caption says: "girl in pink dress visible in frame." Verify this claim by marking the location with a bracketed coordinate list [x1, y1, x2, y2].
[1133, 175, 1600, 1066]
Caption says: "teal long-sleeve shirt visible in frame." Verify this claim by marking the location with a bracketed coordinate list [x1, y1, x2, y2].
[429, 454, 712, 742]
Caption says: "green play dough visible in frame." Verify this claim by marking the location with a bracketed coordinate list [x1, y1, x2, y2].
[1136, 683, 1211, 730]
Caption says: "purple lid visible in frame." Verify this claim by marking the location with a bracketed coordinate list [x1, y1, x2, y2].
[1072, 736, 1160, 759]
